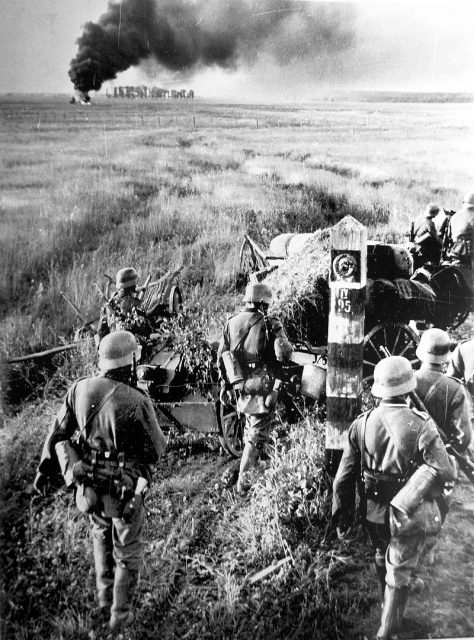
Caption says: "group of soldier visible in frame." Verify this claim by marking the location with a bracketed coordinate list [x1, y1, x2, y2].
[411, 190, 474, 272]
[32, 198, 473, 637]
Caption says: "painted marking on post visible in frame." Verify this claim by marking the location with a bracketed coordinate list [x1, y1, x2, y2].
[325, 216, 367, 469]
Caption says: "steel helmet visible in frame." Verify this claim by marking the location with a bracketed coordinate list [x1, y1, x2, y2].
[115, 267, 138, 290]
[98, 330, 141, 370]
[463, 191, 474, 206]
[242, 282, 272, 305]
[274, 337, 293, 362]
[415, 328, 451, 364]
[371, 356, 416, 398]
[424, 203, 439, 218]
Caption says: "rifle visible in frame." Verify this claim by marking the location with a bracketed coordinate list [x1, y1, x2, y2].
[379, 345, 474, 484]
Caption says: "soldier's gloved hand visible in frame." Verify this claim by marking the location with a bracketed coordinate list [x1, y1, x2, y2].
[33, 472, 49, 496]
[219, 387, 233, 406]
[122, 494, 143, 522]
[72, 460, 94, 483]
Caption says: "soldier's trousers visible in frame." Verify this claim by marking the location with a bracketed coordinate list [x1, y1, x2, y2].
[366, 516, 427, 589]
[90, 503, 145, 613]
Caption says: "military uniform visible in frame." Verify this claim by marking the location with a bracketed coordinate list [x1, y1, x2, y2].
[448, 338, 474, 432]
[447, 204, 474, 268]
[217, 306, 287, 448]
[412, 213, 441, 265]
[35, 371, 166, 628]
[97, 292, 151, 343]
[414, 367, 471, 452]
[333, 400, 456, 590]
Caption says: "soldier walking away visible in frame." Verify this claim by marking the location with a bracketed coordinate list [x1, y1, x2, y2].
[97, 267, 152, 344]
[445, 191, 474, 275]
[411, 203, 442, 268]
[332, 356, 457, 640]
[217, 282, 293, 496]
[412, 328, 471, 562]
[33, 330, 167, 632]
[448, 337, 474, 430]
[414, 328, 471, 452]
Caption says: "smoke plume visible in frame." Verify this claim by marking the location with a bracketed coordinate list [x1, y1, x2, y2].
[69, 0, 356, 93]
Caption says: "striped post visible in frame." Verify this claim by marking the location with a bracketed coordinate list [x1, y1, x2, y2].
[325, 216, 367, 474]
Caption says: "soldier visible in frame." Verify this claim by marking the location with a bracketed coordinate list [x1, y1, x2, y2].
[414, 328, 471, 452]
[447, 337, 474, 429]
[411, 203, 441, 267]
[33, 331, 167, 631]
[217, 282, 293, 496]
[97, 267, 152, 343]
[447, 191, 474, 262]
[332, 356, 457, 640]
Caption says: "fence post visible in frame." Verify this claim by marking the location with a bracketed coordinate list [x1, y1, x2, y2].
[325, 215, 367, 475]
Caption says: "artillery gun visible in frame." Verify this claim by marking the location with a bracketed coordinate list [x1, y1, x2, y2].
[239, 228, 472, 384]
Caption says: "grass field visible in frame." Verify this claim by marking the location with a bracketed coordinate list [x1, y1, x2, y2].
[1, 94, 474, 639]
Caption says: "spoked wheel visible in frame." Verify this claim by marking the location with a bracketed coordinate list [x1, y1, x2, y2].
[218, 397, 245, 458]
[363, 322, 420, 384]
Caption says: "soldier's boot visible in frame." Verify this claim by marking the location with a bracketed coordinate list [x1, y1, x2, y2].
[376, 585, 405, 640]
[92, 534, 114, 613]
[109, 566, 139, 632]
[395, 585, 409, 632]
[375, 554, 386, 603]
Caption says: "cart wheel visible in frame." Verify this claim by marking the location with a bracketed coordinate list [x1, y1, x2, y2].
[239, 237, 260, 276]
[168, 285, 183, 314]
[363, 322, 419, 384]
[218, 399, 245, 458]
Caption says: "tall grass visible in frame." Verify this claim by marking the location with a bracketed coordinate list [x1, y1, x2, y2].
[2, 97, 472, 361]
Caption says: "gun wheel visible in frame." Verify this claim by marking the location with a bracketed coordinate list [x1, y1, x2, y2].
[363, 322, 420, 384]
[218, 398, 245, 458]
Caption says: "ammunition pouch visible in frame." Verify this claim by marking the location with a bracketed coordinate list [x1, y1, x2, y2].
[363, 471, 405, 505]
[80, 450, 141, 516]
[242, 366, 273, 397]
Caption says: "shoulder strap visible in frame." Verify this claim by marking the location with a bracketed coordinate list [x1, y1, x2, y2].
[230, 313, 264, 353]
[78, 383, 120, 440]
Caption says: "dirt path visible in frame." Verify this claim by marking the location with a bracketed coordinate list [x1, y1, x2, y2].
[125, 438, 474, 640]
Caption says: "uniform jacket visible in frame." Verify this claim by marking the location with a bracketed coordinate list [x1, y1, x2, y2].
[217, 306, 287, 415]
[97, 293, 151, 342]
[217, 306, 286, 380]
[413, 215, 438, 244]
[447, 339, 474, 397]
[332, 400, 457, 526]
[448, 205, 474, 260]
[37, 375, 166, 484]
[414, 366, 471, 451]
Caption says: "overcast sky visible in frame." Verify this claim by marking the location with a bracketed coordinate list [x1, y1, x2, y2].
[0, 0, 473, 100]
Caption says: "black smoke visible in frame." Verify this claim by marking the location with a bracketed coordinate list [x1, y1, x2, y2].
[69, 0, 356, 93]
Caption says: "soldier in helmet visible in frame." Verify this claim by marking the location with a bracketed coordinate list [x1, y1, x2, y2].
[217, 282, 293, 496]
[448, 337, 474, 430]
[414, 329, 471, 452]
[445, 191, 474, 273]
[97, 267, 151, 343]
[411, 203, 441, 267]
[332, 356, 457, 640]
[33, 331, 167, 632]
